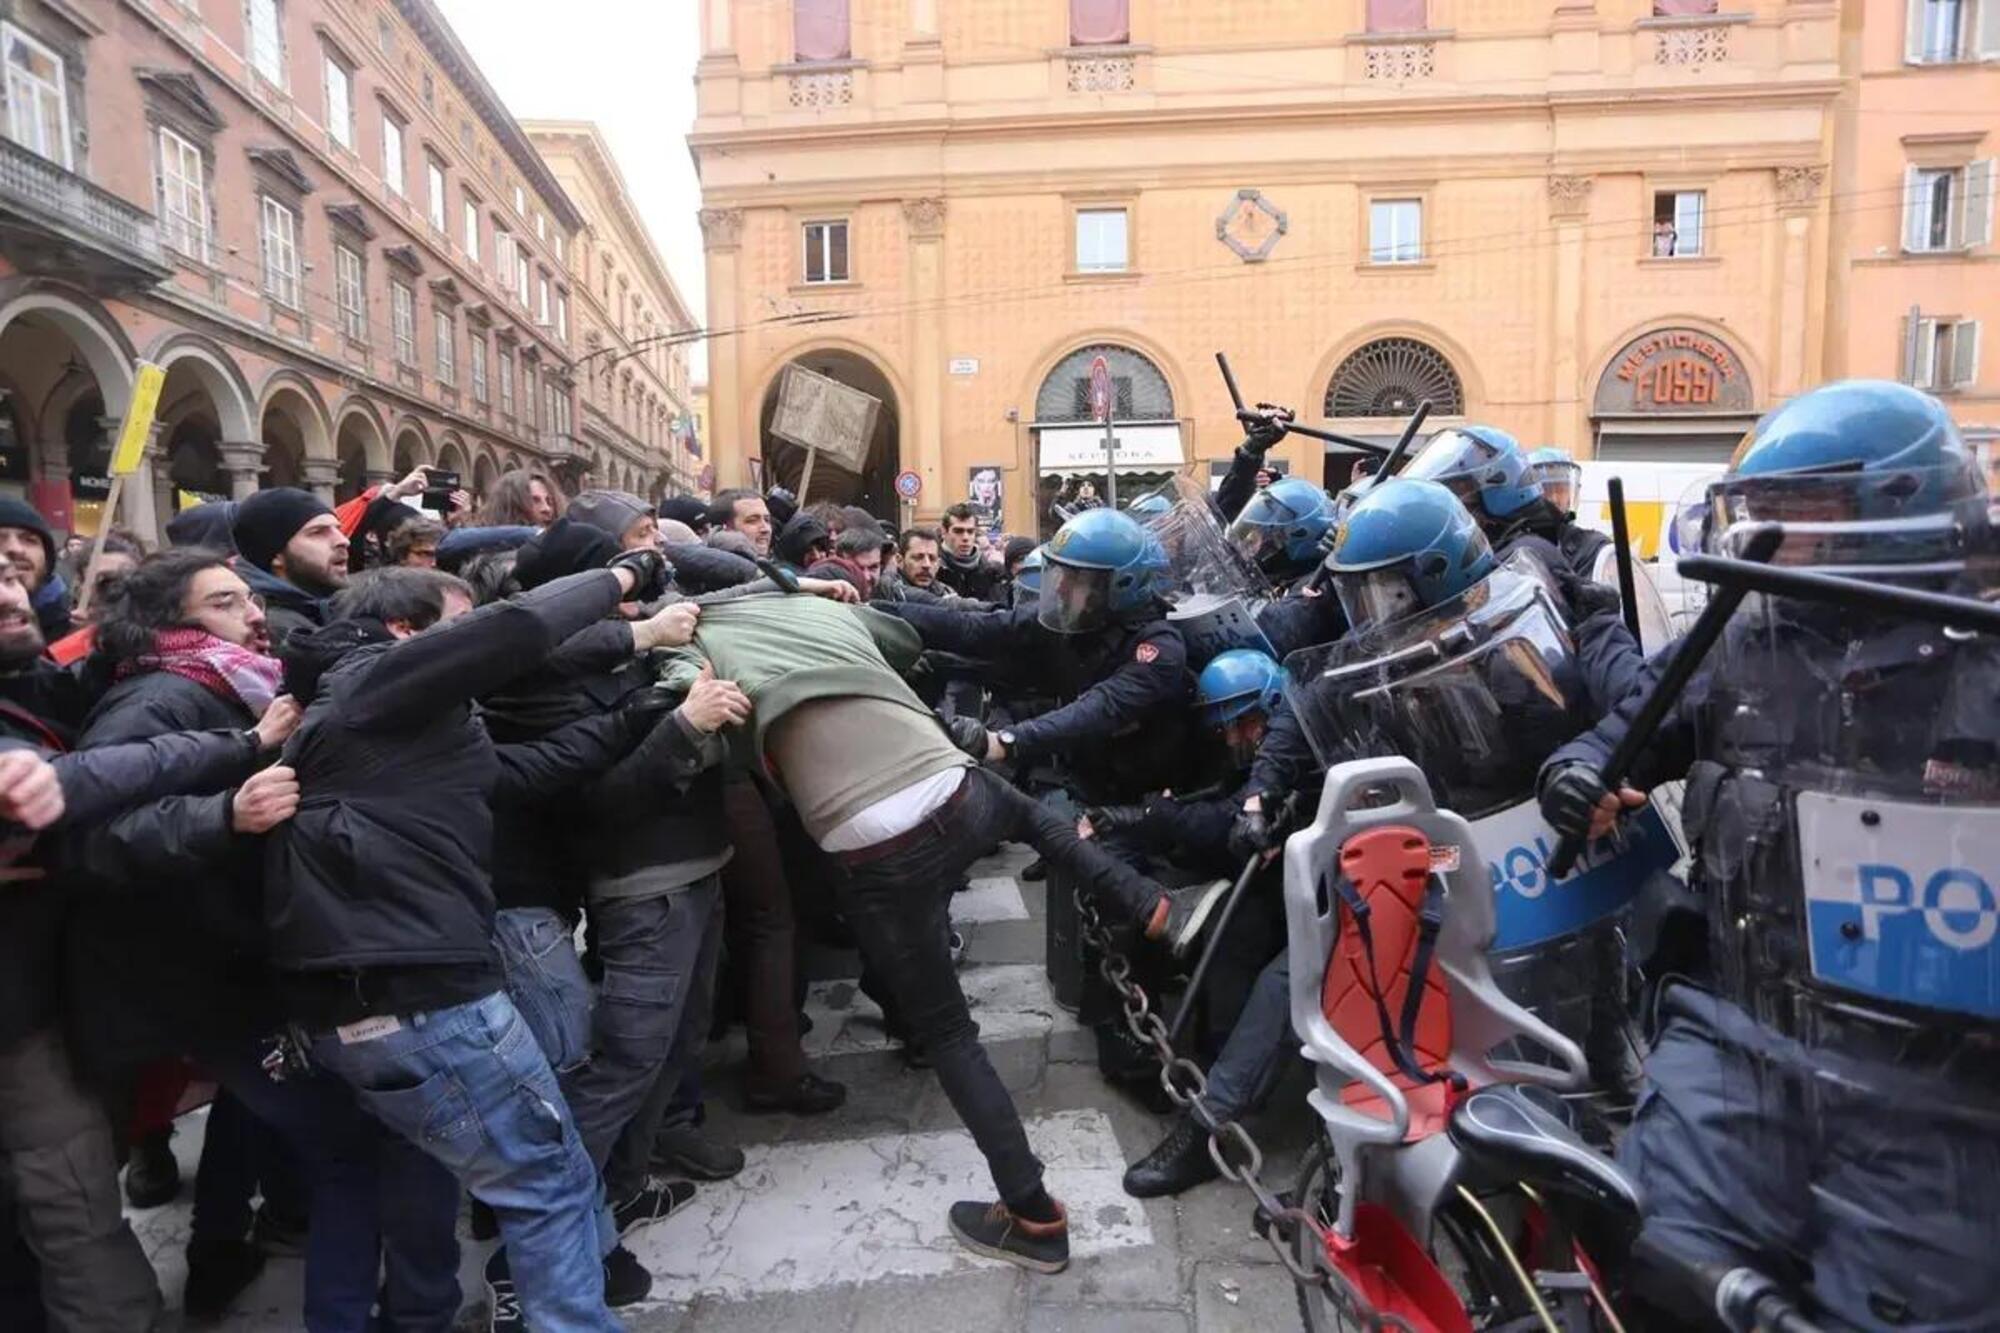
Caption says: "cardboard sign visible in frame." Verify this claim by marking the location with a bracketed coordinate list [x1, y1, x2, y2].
[110, 361, 166, 475]
[770, 363, 881, 474]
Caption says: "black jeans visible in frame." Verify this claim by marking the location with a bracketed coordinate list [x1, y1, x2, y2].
[835, 767, 1163, 1207]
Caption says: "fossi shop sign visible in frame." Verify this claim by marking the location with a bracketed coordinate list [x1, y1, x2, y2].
[1594, 327, 1754, 414]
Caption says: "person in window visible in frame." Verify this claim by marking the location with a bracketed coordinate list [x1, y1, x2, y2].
[1653, 219, 1678, 257]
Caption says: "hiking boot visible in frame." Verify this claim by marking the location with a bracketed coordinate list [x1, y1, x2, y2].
[1122, 1115, 1219, 1199]
[123, 1129, 179, 1210]
[612, 1180, 697, 1237]
[650, 1125, 745, 1181]
[1146, 880, 1232, 959]
[946, 1199, 1070, 1274]
[742, 1071, 847, 1115]
[602, 1244, 653, 1308]
[182, 1237, 264, 1322]
[483, 1250, 520, 1333]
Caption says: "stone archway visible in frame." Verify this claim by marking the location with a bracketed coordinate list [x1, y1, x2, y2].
[471, 449, 498, 503]
[1030, 342, 1180, 537]
[0, 283, 138, 535]
[335, 399, 391, 502]
[258, 375, 332, 496]
[392, 418, 432, 476]
[757, 348, 901, 518]
[436, 434, 469, 484]
[154, 340, 254, 512]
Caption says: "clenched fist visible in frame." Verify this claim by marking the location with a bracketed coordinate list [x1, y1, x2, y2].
[233, 765, 300, 834]
[634, 602, 700, 652]
[0, 750, 64, 831]
[254, 696, 303, 751]
[676, 665, 751, 735]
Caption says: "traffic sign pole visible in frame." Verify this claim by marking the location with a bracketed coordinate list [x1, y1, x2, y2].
[1090, 355, 1117, 508]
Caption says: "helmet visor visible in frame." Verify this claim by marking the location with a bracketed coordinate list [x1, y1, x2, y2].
[1705, 463, 1987, 577]
[1402, 431, 1503, 491]
[1334, 565, 1427, 633]
[1533, 459, 1582, 513]
[1037, 561, 1113, 634]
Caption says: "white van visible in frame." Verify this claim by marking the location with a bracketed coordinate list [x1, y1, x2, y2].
[1568, 460, 1725, 633]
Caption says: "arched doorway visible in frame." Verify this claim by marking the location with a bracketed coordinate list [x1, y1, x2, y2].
[1320, 335, 1467, 490]
[757, 348, 900, 519]
[335, 410, 388, 502]
[472, 451, 498, 503]
[1589, 325, 1757, 464]
[1031, 343, 1179, 539]
[259, 405, 307, 489]
[392, 423, 429, 476]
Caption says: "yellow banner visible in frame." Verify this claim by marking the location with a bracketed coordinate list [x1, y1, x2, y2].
[109, 361, 166, 476]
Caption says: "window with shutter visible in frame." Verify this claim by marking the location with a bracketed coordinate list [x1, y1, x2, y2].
[3, 24, 72, 168]
[1951, 321, 1982, 389]
[1964, 159, 1995, 249]
[1071, 0, 1130, 45]
[1911, 317, 1940, 388]
[794, 0, 850, 62]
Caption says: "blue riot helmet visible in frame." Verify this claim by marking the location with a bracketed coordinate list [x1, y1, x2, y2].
[1226, 476, 1336, 577]
[1326, 478, 1497, 631]
[1528, 446, 1582, 514]
[1039, 508, 1170, 634]
[1196, 649, 1287, 730]
[1127, 491, 1173, 520]
[1400, 425, 1545, 531]
[1012, 545, 1046, 603]
[1708, 379, 1988, 578]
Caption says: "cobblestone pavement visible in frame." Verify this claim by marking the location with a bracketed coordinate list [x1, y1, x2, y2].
[129, 846, 1319, 1332]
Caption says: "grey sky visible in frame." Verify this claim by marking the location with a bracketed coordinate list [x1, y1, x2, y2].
[435, 0, 706, 374]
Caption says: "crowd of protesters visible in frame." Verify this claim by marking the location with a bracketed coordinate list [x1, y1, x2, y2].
[0, 466, 1204, 1333]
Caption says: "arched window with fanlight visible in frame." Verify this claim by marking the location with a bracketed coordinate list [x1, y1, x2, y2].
[1324, 336, 1464, 419]
[1032, 343, 1181, 537]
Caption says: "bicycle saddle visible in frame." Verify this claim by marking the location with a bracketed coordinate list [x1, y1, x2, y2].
[1447, 1084, 1640, 1223]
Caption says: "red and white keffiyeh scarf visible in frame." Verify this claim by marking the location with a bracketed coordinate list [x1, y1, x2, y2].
[118, 627, 284, 717]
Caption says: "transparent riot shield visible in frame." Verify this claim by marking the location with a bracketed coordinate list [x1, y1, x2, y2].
[1151, 481, 1277, 666]
[1589, 542, 1675, 652]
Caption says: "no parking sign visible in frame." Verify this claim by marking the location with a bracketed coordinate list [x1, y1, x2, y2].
[895, 470, 923, 501]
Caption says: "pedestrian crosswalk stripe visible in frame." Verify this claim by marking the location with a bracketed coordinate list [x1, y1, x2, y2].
[952, 877, 1031, 924]
[798, 964, 1078, 1061]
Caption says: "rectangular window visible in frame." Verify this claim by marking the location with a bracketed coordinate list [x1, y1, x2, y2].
[434, 310, 455, 386]
[537, 274, 551, 326]
[323, 51, 353, 149]
[794, 0, 851, 61]
[420, 67, 434, 109]
[334, 244, 367, 340]
[523, 364, 538, 428]
[514, 183, 526, 215]
[1905, 161, 1997, 253]
[376, 12, 393, 54]
[1368, 198, 1423, 264]
[248, 0, 285, 86]
[1651, 189, 1706, 257]
[1074, 208, 1129, 272]
[1366, 0, 1427, 32]
[1070, 0, 1130, 45]
[535, 212, 546, 241]
[1907, 316, 1983, 392]
[158, 127, 210, 261]
[391, 281, 415, 365]
[470, 335, 488, 402]
[259, 196, 300, 307]
[499, 349, 515, 414]
[1652, 0, 1719, 14]
[556, 291, 569, 343]
[495, 230, 513, 290]
[516, 245, 532, 305]
[381, 112, 404, 197]
[554, 231, 566, 267]
[3, 24, 71, 167]
[802, 219, 850, 284]
[426, 159, 447, 231]
[462, 195, 480, 262]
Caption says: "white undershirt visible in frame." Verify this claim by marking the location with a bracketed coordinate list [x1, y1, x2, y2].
[819, 767, 970, 854]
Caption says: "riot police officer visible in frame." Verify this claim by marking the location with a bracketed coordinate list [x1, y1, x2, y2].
[1085, 649, 1299, 1199]
[1400, 425, 1605, 583]
[1539, 379, 2000, 1330]
[1213, 408, 1294, 521]
[1528, 445, 1611, 574]
[1226, 477, 1337, 590]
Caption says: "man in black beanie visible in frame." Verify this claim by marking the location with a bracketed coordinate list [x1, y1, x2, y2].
[0, 497, 69, 640]
[230, 489, 350, 653]
[657, 495, 710, 538]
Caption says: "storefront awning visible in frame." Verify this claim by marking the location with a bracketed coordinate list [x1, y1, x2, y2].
[1035, 422, 1183, 474]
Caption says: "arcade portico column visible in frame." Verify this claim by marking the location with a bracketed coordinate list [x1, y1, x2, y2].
[1775, 165, 1826, 399]
[303, 459, 340, 506]
[904, 197, 946, 518]
[699, 208, 745, 487]
[117, 421, 162, 546]
[220, 442, 267, 501]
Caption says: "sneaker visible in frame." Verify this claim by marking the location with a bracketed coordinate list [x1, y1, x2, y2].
[742, 1071, 847, 1116]
[1147, 880, 1231, 959]
[123, 1129, 179, 1210]
[249, 1205, 307, 1259]
[602, 1244, 653, 1308]
[946, 1199, 1070, 1274]
[483, 1250, 521, 1333]
[1121, 1114, 1219, 1199]
[612, 1180, 698, 1237]
[650, 1125, 745, 1181]
[182, 1237, 265, 1322]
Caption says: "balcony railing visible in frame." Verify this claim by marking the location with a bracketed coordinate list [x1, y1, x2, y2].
[0, 136, 167, 281]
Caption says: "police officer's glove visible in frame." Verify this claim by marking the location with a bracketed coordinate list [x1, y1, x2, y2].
[1539, 762, 1610, 841]
[1558, 570, 1623, 622]
[943, 714, 988, 758]
[1240, 405, 1293, 456]
[607, 548, 671, 603]
[1228, 804, 1277, 862]
[1084, 804, 1148, 838]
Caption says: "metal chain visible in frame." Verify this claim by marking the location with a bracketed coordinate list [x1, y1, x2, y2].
[1072, 887, 1417, 1333]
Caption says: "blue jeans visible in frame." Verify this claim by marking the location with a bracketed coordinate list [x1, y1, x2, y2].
[561, 877, 722, 1191]
[309, 992, 621, 1333]
[203, 1044, 460, 1333]
[495, 908, 594, 1074]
